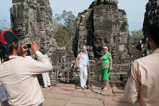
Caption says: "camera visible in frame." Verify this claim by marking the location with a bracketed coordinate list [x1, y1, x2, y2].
[27, 44, 31, 48]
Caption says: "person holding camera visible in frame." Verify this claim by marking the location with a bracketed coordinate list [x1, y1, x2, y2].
[0, 31, 53, 106]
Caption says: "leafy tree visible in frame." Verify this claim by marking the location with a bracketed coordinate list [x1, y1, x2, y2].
[54, 25, 72, 50]
[130, 30, 144, 46]
[54, 10, 76, 40]
[0, 19, 10, 30]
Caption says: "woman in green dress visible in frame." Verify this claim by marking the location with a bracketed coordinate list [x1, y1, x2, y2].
[100, 46, 112, 90]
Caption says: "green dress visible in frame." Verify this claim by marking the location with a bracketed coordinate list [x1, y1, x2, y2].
[100, 52, 111, 81]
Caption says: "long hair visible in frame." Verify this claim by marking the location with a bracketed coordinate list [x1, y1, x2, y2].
[0, 40, 18, 62]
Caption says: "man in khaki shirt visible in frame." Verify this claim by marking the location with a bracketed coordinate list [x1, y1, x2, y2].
[0, 31, 53, 106]
[125, 22, 159, 106]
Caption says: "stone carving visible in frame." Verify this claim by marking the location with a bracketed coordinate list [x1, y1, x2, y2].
[90, 0, 118, 7]
[10, 0, 57, 62]
[73, 0, 130, 63]
[142, 0, 159, 55]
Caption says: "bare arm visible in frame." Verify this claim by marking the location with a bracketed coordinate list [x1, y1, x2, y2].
[76, 54, 80, 68]
[89, 60, 95, 63]
[109, 56, 112, 71]
[76, 56, 79, 65]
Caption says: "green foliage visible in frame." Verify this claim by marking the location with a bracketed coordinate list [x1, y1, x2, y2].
[0, 19, 10, 30]
[53, 10, 76, 50]
[54, 25, 72, 50]
[130, 30, 144, 46]
[54, 10, 76, 40]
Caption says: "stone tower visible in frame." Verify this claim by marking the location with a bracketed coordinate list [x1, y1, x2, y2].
[10, 0, 57, 59]
[143, 0, 159, 38]
[141, 0, 159, 56]
[73, 0, 130, 63]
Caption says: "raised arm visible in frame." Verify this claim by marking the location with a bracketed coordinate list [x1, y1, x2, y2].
[89, 60, 95, 63]
[23, 41, 53, 75]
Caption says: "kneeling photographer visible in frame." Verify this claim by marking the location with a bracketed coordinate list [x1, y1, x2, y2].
[0, 31, 53, 106]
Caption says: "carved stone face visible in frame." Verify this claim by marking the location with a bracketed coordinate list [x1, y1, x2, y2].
[14, 23, 26, 36]
[93, 34, 111, 56]
[93, 6, 113, 57]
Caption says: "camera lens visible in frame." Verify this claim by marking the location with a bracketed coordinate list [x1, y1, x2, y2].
[27, 44, 31, 48]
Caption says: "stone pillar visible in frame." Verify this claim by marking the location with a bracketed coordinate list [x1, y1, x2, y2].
[10, 0, 57, 60]
[142, 0, 159, 56]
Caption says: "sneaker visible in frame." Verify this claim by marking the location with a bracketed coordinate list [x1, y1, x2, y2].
[103, 87, 108, 91]
[103, 86, 110, 91]
[84, 86, 88, 89]
[81, 87, 85, 90]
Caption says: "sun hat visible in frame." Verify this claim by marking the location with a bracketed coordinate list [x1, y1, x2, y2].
[103, 46, 108, 50]
[82, 45, 87, 49]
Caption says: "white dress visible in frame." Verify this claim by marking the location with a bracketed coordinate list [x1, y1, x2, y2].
[78, 54, 88, 87]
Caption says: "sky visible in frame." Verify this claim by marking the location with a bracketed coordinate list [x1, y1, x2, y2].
[0, 0, 148, 31]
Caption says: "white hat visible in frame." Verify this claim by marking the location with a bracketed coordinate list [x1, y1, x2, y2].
[82, 45, 86, 49]
[103, 46, 108, 50]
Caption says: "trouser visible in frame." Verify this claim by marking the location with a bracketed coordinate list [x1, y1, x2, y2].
[0, 84, 8, 102]
[42, 72, 51, 88]
[79, 65, 87, 87]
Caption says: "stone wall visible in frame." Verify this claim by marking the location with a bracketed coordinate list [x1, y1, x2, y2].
[73, 0, 130, 63]
[10, 0, 57, 61]
[143, 0, 159, 38]
[142, 0, 159, 55]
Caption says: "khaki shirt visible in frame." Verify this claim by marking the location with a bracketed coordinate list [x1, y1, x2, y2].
[0, 51, 53, 106]
[125, 48, 159, 106]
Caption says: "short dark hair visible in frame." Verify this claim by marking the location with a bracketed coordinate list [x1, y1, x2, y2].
[149, 21, 159, 45]
[40, 47, 45, 55]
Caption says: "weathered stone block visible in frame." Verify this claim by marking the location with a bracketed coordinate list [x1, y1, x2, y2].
[73, 0, 130, 64]
[11, 0, 57, 60]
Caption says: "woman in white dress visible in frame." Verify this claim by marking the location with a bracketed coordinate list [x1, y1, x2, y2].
[76, 46, 95, 89]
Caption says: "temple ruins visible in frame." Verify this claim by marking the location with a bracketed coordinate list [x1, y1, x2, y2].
[73, 0, 131, 64]
[10, 0, 57, 60]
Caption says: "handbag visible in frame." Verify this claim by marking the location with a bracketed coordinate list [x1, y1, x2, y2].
[102, 62, 110, 69]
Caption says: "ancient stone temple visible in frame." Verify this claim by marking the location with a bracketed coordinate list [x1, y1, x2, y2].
[10, 0, 57, 60]
[73, 0, 130, 63]
[142, 0, 159, 55]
